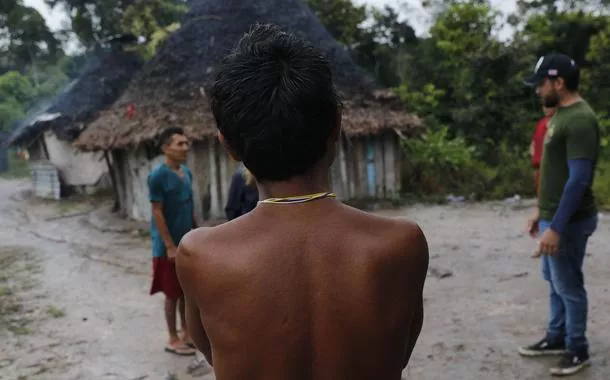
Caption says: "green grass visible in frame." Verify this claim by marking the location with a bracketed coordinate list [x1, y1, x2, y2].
[46, 306, 65, 318]
[9, 326, 32, 335]
[0, 286, 13, 296]
[0, 248, 41, 337]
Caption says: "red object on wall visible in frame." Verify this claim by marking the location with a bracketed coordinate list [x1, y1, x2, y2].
[125, 103, 135, 119]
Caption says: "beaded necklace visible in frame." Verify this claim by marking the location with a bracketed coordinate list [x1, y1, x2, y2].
[258, 192, 337, 205]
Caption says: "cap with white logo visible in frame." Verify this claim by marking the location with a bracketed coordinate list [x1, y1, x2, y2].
[524, 53, 578, 86]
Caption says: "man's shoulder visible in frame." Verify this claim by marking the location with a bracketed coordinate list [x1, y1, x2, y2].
[181, 164, 193, 174]
[559, 101, 598, 127]
[361, 215, 429, 283]
[175, 227, 213, 289]
[342, 206, 429, 262]
[384, 218, 428, 261]
[149, 163, 168, 179]
[343, 203, 421, 231]
[177, 227, 215, 264]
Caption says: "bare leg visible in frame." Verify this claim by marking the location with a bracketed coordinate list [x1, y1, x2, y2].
[179, 295, 188, 333]
[178, 295, 193, 344]
[165, 296, 180, 344]
[164, 296, 195, 355]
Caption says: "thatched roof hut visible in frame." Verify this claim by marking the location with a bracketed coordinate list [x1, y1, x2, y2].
[7, 46, 143, 147]
[74, 0, 422, 151]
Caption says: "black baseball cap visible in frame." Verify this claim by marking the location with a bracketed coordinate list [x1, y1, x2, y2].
[524, 53, 579, 86]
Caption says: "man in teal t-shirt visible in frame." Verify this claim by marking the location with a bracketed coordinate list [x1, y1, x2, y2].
[148, 126, 200, 358]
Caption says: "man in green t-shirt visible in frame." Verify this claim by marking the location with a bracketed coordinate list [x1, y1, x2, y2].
[518, 53, 599, 376]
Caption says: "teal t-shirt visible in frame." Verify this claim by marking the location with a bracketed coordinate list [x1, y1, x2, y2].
[148, 163, 194, 258]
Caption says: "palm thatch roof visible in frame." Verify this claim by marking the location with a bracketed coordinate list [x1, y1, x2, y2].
[7, 46, 143, 147]
[74, 0, 423, 152]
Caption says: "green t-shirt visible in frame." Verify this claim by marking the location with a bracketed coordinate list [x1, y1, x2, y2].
[538, 100, 600, 221]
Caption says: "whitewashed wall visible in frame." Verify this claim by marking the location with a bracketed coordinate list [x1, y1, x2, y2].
[116, 142, 237, 222]
[331, 132, 401, 200]
[43, 131, 110, 187]
[115, 132, 402, 222]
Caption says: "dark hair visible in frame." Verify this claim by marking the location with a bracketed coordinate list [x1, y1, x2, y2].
[210, 23, 341, 182]
[561, 70, 580, 92]
[158, 126, 185, 149]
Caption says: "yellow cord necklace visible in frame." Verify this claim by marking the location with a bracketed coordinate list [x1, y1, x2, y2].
[259, 192, 337, 205]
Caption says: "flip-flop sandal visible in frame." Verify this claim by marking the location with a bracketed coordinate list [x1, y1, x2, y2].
[185, 342, 196, 349]
[165, 345, 196, 356]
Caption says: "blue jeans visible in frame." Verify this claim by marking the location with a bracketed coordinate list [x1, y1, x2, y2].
[539, 215, 597, 355]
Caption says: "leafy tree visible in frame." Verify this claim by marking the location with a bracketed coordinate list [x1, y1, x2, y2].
[0, 1, 61, 70]
[45, 0, 186, 51]
[44, 0, 133, 46]
[306, 0, 367, 47]
[0, 71, 35, 104]
[0, 98, 25, 131]
[396, 1, 534, 160]
[120, 0, 187, 60]
[307, 0, 418, 87]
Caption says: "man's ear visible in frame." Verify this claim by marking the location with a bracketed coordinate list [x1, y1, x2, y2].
[553, 77, 565, 92]
[217, 131, 241, 162]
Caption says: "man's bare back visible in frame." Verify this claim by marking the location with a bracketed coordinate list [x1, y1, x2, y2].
[177, 199, 429, 380]
[177, 23, 429, 379]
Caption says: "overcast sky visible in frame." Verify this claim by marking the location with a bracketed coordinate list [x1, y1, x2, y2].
[24, 0, 517, 43]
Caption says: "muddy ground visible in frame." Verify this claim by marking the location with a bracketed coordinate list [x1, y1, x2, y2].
[0, 178, 609, 380]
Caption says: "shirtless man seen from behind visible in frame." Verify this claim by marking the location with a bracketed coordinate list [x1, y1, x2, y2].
[176, 23, 429, 380]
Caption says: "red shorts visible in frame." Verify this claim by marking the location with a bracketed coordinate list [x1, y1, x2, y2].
[150, 256, 183, 300]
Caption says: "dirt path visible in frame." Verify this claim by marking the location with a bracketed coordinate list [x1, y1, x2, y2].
[0, 180, 203, 380]
[0, 178, 609, 380]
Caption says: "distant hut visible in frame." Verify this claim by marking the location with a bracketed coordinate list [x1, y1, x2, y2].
[74, 0, 423, 221]
[7, 36, 143, 196]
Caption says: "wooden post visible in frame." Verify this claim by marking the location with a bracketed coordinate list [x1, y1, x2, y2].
[384, 133, 397, 196]
[219, 152, 230, 213]
[394, 133, 402, 195]
[339, 136, 350, 199]
[208, 139, 220, 218]
[374, 136, 385, 198]
[357, 139, 367, 198]
[104, 150, 120, 212]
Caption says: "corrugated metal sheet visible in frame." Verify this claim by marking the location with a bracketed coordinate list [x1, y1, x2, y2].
[30, 161, 61, 200]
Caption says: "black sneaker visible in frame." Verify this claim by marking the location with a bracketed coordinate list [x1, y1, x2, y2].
[518, 337, 566, 357]
[549, 352, 590, 376]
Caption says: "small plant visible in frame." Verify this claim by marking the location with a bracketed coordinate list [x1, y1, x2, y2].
[10, 326, 32, 335]
[401, 127, 488, 196]
[402, 126, 477, 169]
[0, 286, 13, 296]
[485, 141, 535, 199]
[46, 306, 66, 318]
